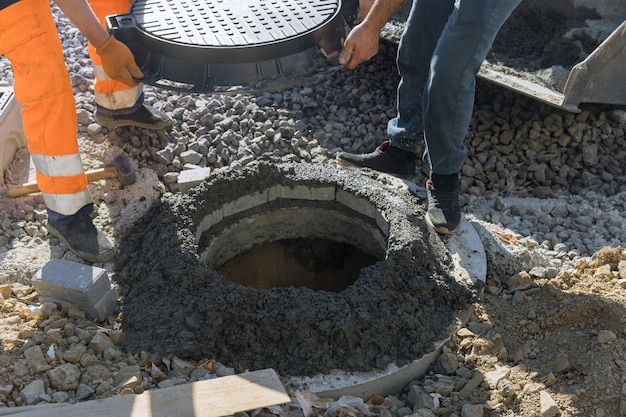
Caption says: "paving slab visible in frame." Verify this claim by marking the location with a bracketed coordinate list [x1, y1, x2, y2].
[32, 259, 118, 322]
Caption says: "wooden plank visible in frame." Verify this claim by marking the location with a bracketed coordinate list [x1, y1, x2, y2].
[0, 404, 70, 416]
[7, 369, 290, 417]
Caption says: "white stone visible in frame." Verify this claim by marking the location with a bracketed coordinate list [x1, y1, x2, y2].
[540, 390, 559, 417]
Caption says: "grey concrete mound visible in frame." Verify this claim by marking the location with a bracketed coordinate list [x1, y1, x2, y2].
[113, 159, 485, 393]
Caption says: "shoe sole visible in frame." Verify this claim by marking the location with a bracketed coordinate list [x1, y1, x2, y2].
[425, 215, 461, 235]
[335, 156, 416, 179]
[95, 114, 173, 131]
[335, 156, 357, 169]
[45, 221, 116, 263]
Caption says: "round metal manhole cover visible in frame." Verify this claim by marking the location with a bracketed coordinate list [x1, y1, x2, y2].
[108, 0, 357, 92]
[132, 0, 340, 48]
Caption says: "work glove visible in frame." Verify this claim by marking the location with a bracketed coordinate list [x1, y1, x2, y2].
[95, 35, 144, 87]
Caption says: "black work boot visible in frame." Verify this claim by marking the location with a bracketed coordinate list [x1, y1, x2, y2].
[425, 172, 462, 235]
[46, 215, 116, 263]
[96, 104, 173, 131]
[335, 141, 416, 177]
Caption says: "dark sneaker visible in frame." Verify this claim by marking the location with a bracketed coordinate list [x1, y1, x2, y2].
[335, 141, 416, 177]
[425, 172, 462, 235]
[46, 215, 116, 263]
[96, 104, 173, 131]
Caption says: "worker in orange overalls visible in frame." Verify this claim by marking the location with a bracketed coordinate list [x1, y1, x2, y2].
[87, 0, 172, 130]
[0, 0, 145, 262]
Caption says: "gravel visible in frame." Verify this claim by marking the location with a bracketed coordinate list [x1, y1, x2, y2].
[0, 5, 625, 416]
[1, 10, 625, 261]
[3, 41, 625, 259]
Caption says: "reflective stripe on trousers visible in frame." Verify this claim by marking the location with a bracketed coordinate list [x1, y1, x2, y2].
[0, 0, 92, 215]
[87, 0, 142, 111]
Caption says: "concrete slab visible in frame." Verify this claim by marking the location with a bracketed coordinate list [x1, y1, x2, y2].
[176, 167, 212, 193]
[443, 217, 487, 287]
[32, 259, 118, 322]
[0, 87, 26, 187]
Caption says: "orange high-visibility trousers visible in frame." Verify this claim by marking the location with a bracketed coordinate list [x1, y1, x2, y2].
[87, 0, 142, 111]
[0, 0, 92, 216]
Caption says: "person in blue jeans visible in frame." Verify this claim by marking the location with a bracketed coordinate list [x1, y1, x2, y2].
[336, 0, 522, 234]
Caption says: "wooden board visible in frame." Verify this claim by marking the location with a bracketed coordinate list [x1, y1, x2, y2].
[5, 369, 290, 417]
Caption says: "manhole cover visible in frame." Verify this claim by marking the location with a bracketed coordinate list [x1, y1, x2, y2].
[108, 0, 358, 92]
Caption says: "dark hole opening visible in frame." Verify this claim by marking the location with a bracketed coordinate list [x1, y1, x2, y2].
[218, 237, 378, 292]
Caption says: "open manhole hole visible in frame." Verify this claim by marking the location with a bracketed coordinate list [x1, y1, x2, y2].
[217, 237, 378, 293]
[113, 160, 479, 395]
[108, 0, 359, 92]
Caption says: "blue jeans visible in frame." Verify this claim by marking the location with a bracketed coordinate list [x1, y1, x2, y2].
[388, 0, 522, 175]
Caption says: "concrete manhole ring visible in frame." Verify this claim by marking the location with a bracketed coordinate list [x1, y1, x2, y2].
[113, 159, 480, 396]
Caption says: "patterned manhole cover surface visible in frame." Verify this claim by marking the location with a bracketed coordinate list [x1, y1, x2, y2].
[109, 0, 357, 91]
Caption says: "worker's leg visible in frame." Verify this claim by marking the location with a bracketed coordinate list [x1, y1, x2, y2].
[335, 0, 454, 177]
[0, 0, 114, 262]
[422, 0, 522, 175]
[421, 0, 522, 235]
[387, 0, 454, 153]
[87, 0, 172, 130]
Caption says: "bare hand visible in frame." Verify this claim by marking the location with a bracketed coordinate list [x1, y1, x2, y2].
[338, 23, 380, 70]
[359, 0, 375, 16]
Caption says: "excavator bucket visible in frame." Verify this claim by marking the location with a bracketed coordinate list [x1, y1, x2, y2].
[384, 0, 626, 113]
[481, 0, 626, 112]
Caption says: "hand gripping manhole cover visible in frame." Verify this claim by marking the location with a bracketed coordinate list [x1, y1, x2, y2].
[112, 159, 485, 397]
[107, 0, 359, 92]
